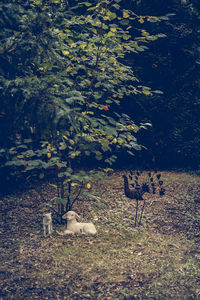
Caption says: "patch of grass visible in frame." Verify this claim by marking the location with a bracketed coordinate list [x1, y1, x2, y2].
[0, 171, 200, 299]
[51, 229, 200, 299]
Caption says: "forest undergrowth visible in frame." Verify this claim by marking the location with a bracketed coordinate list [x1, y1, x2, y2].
[0, 171, 200, 299]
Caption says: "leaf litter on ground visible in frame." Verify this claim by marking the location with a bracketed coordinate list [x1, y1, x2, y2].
[0, 171, 200, 299]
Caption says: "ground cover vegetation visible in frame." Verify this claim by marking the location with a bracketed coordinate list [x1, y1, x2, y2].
[0, 0, 200, 299]
[0, 171, 200, 299]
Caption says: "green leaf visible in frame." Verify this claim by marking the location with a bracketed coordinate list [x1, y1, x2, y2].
[95, 154, 103, 160]
[59, 143, 67, 150]
[104, 126, 117, 136]
[143, 89, 151, 95]
[83, 2, 92, 7]
[107, 11, 117, 20]
[39, 173, 45, 179]
[50, 197, 66, 205]
[49, 184, 57, 189]
[154, 90, 164, 94]
[127, 150, 135, 156]
[58, 172, 66, 178]
[85, 151, 90, 156]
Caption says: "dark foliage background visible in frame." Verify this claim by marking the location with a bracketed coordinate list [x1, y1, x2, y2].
[0, 0, 200, 179]
[120, 0, 200, 168]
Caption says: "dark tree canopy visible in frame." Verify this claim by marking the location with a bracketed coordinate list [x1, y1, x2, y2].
[0, 0, 200, 181]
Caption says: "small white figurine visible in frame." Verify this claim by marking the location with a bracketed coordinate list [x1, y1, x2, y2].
[59, 211, 97, 235]
[43, 212, 53, 236]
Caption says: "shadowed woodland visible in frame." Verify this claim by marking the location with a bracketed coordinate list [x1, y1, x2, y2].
[0, 0, 200, 299]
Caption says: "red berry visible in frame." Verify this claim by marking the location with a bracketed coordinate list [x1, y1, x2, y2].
[57, 165, 61, 170]
[24, 163, 28, 168]
[104, 106, 109, 111]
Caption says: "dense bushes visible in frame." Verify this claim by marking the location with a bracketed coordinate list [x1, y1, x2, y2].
[1, 0, 199, 193]
[1, 0, 164, 194]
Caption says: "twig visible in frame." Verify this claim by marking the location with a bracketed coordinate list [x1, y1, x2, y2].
[135, 199, 139, 227]
[139, 200, 146, 225]
[70, 182, 84, 208]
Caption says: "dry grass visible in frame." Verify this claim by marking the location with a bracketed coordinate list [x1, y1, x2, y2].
[0, 171, 200, 299]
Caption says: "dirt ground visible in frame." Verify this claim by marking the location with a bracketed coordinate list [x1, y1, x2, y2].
[0, 171, 200, 299]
